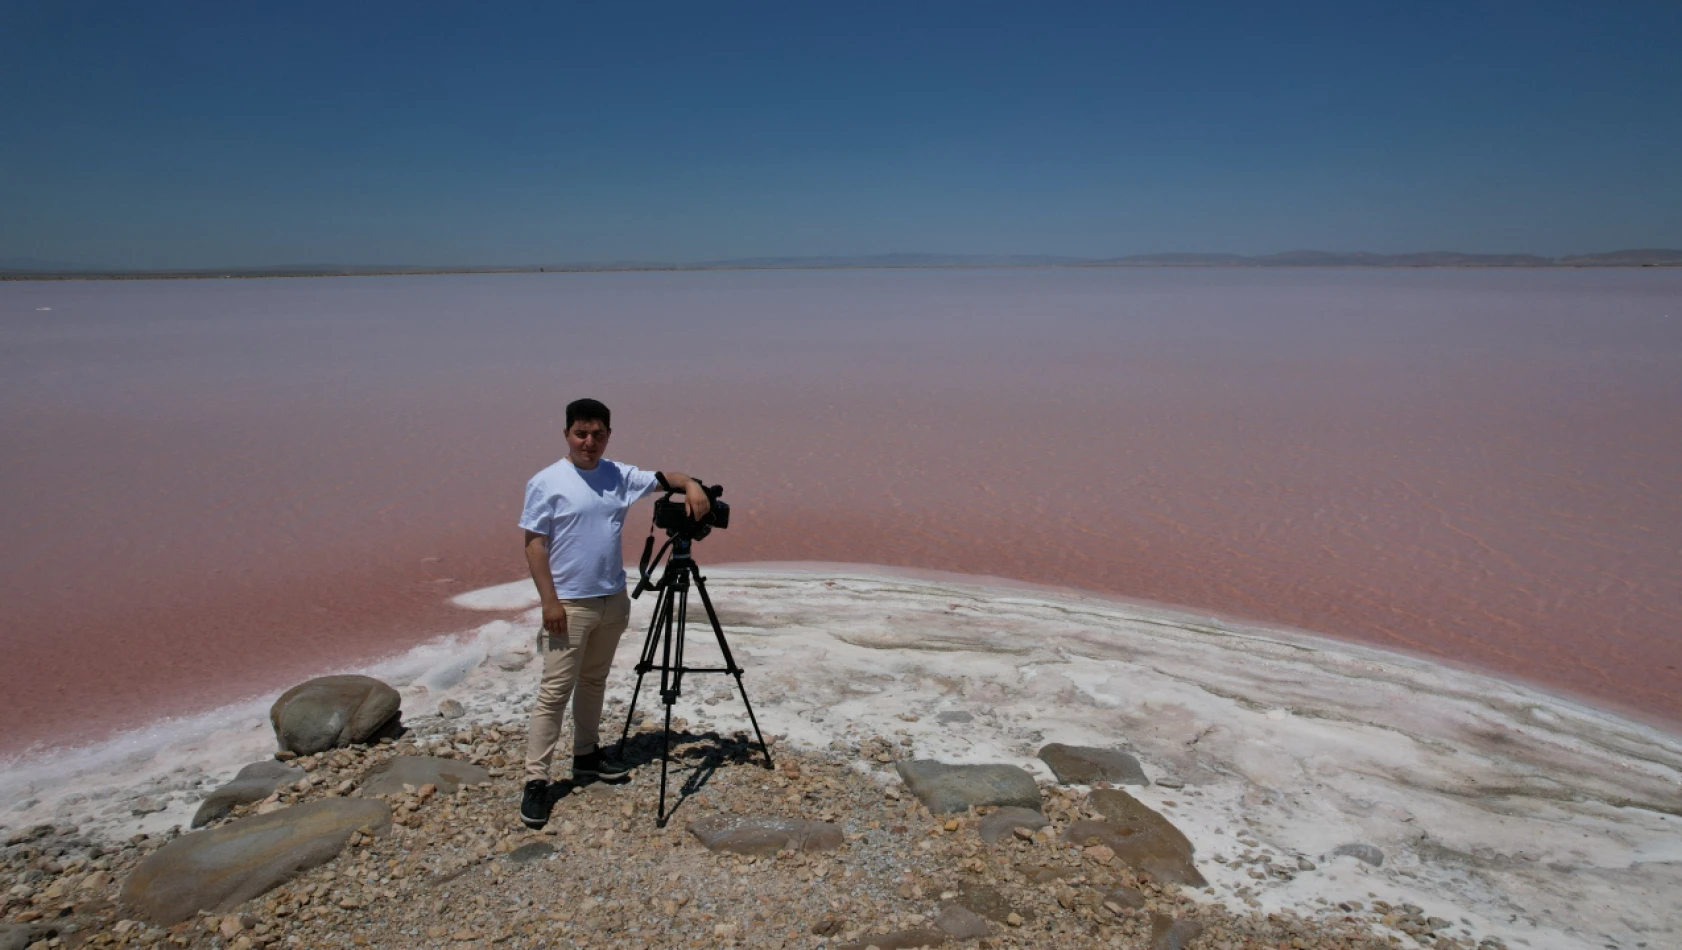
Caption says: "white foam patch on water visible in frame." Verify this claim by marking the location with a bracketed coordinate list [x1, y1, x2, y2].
[5, 566, 1680, 950]
[451, 581, 540, 612]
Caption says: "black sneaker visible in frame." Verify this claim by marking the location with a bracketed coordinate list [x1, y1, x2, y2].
[519, 779, 551, 829]
[572, 748, 630, 781]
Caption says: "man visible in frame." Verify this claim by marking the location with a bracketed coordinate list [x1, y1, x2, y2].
[517, 397, 711, 828]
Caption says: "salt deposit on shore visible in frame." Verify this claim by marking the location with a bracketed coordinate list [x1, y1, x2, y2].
[4, 565, 1679, 950]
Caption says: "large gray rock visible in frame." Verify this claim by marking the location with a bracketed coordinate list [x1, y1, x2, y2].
[687, 816, 842, 856]
[269, 675, 402, 756]
[1037, 743, 1149, 786]
[120, 798, 391, 925]
[358, 756, 488, 796]
[894, 761, 1040, 815]
[192, 760, 305, 828]
[976, 806, 1047, 844]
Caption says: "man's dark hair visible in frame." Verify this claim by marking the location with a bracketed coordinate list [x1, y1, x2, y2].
[565, 398, 611, 431]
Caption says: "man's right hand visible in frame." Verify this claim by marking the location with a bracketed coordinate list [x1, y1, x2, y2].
[542, 601, 568, 639]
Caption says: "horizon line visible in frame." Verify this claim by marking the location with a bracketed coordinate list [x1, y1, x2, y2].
[5, 247, 1682, 281]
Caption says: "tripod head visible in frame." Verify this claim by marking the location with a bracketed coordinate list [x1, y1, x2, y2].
[634, 481, 725, 599]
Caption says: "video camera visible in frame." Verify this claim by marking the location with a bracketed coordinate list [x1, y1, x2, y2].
[652, 482, 729, 541]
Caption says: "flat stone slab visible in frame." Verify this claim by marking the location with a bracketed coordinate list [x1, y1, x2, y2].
[687, 816, 843, 856]
[838, 929, 947, 950]
[1037, 743, 1149, 786]
[1066, 818, 1205, 888]
[1068, 787, 1205, 887]
[894, 760, 1040, 815]
[192, 760, 305, 828]
[977, 806, 1048, 844]
[954, 883, 1031, 924]
[358, 756, 489, 796]
[270, 675, 401, 756]
[1089, 788, 1194, 855]
[934, 903, 990, 939]
[505, 842, 555, 864]
[1017, 862, 1074, 885]
[1334, 843, 1385, 866]
[121, 798, 391, 925]
[1103, 885, 1147, 910]
[1149, 914, 1205, 950]
[1, 923, 48, 950]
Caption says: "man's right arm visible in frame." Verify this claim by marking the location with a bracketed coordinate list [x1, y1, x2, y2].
[523, 530, 567, 637]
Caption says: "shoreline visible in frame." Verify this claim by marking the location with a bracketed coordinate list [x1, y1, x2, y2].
[10, 555, 1675, 766]
[4, 566, 1680, 949]
[10, 559, 1676, 776]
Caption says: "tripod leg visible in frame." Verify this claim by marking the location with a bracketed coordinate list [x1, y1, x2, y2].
[671, 572, 690, 705]
[656, 582, 682, 828]
[657, 693, 673, 827]
[618, 583, 672, 754]
[691, 569, 774, 770]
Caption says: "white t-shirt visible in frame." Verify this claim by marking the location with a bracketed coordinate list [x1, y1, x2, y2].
[519, 458, 661, 599]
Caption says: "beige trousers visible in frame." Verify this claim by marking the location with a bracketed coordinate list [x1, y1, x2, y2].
[524, 590, 632, 780]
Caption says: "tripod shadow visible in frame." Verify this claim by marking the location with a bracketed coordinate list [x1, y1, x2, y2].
[611, 727, 770, 824]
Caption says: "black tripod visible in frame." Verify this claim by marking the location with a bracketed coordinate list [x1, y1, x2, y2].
[616, 534, 772, 826]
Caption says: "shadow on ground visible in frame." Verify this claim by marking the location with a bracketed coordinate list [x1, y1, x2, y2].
[541, 728, 774, 826]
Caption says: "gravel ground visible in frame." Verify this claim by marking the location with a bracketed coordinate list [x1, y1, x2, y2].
[2, 706, 1502, 950]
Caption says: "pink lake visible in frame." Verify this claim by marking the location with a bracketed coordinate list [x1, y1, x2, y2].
[2, 268, 1679, 756]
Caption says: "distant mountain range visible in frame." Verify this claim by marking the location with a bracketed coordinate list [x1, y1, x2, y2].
[5, 249, 1682, 279]
[0, 256, 106, 273]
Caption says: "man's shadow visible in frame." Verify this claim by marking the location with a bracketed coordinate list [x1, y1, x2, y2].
[544, 727, 768, 824]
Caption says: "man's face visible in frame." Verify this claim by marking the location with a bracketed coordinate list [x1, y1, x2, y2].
[565, 419, 610, 468]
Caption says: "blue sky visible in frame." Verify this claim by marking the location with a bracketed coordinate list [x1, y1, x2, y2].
[2, 2, 1679, 268]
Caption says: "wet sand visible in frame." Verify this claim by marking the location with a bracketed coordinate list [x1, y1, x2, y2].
[2, 268, 1679, 754]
